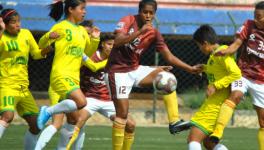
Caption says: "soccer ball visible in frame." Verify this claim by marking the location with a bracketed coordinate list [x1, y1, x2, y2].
[153, 71, 177, 95]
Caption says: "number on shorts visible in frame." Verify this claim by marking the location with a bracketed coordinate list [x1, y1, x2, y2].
[65, 78, 75, 86]
[119, 86, 126, 94]
[3, 96, 14, 106]
[233, 80, 243, 87]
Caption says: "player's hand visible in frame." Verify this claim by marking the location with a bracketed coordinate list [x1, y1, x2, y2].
[140, 22, 153, 34]
[0, 17, 5, 33]
[190, 64, 204, 74]
[206, 84, 216, 97]
[49, 31, 60, 39]
[158, 66, 173, 71]
[90, 26, 100, 38]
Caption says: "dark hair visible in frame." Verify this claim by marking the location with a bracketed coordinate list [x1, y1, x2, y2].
[139, 0, 157, 12]
[49, 0, 86, 21]
[0, 5, 3, 11]
[255, 1, 264, 10]
[1, 8, 19, 24]
[193, 24, 218, 45]
[98, 33, 115, 50]
[79, 20, 93, 27]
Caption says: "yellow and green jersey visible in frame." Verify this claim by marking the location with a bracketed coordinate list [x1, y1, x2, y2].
[39, 20, 100, 81]
[0, 29, 44, 88]
[204, 45, 241, 91]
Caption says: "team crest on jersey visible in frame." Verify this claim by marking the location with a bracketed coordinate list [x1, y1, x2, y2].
[249, 34, 255, 41]
[116, 22, 125, 30]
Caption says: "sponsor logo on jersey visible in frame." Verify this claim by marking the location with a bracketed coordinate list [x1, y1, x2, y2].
[116, 22, 125, 30]
[249, 34, 255, 41]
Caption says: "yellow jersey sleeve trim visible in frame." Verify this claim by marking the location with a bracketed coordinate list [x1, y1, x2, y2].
[213, 55, 241, 90]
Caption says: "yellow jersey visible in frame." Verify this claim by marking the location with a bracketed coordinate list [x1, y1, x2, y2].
[205, 45, 241, 92]
[39, 20, 100, 81]
[0, 29, 44, 88]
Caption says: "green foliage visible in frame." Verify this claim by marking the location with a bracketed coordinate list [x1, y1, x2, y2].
[178, 89, 206, 109]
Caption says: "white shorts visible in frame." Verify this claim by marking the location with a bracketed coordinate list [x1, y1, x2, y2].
[231, 76, 264, 108]
[84, 97, 115, 118]
[105, 65, 156, 100]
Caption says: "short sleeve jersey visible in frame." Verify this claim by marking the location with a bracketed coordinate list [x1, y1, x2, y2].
[105, 15, 168, 73]
[236, 20, 264, 83]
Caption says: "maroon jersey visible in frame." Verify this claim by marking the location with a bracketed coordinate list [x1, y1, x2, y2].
[80, 51, 110, 101]
[105, 15, 168, 73]
[236, 20, 264, 83]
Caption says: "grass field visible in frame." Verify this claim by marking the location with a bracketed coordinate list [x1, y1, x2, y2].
[0, 125, 258, 150]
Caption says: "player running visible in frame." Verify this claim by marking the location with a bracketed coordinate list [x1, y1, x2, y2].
[36, 0, 100, 130]
[105, 0, 202, 149]
[210, 2, 264, 149]
[0, 8, 51, 150]
[187, 25, 241, 150]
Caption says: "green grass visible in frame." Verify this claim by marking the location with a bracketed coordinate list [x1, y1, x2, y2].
[0, 125, 259, 150]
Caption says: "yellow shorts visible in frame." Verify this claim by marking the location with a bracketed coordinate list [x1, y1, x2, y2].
[191, 90, 229, 135]
[50, 76, 80, 100]
[0, 86, 39, 117]
[48, 86, 60, 106]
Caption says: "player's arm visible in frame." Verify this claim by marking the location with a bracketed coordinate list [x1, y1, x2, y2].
[215, 38, 243, 56]
[82, 54, 107, 72]
[0, 17, 4, 39]
[27, 30, 52, 59]
[213, 56, 242, 90]
[38, 25, 63, 49]
[84, 27, 100, 57]
[159, 46, 203, 74]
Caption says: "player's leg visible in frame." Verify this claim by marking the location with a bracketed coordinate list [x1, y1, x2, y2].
[203, 137, 228, 150]
[35, 86, 64, 150]
[105, 72, 134, 150]
[19, 88, 40, 150]
[0, 88, 18, 138]
[67, 97, 100, 150]
[38, 78, 86, 130]
[187, 126, 207, 150]
[123, 116, 136, 150]
[35, 114, 64, 150]
[136, 66, 186, 134]
[210, 78, 246, 142]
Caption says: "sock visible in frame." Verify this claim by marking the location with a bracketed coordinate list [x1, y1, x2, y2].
[24, 130, 38, 150]
[66, 127, 80, 150]
[188, 141, 202, 150]
[122, 132, 135, 150]
[57, 123, 75, 150]
[213, 144, 228, 150]
[258, 128, 264, 150]
[46, 99, 77, 115]
[73, 127, 85, 150]
[0, 120, 8, 138]
[212, 99, 236, 139]
[35, 125, 57, 150]
[163, 91, 179, 124]
[112, 120, 126, 150]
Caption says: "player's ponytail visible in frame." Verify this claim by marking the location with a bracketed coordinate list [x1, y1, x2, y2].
[49, 1, 64, 21]
[49, 0, 86, 22]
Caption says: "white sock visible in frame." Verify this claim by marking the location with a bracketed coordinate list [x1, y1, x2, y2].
[34, 125, 57, 150]
[188, 141, 202, 150]
[73, 127, 85, 150]
[56, 123, 75, 150]
[213, 144, 228, 150]
[24, 130, 38, 150]
[46, 99, 77, 115]
[0, 120, 8, 138]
